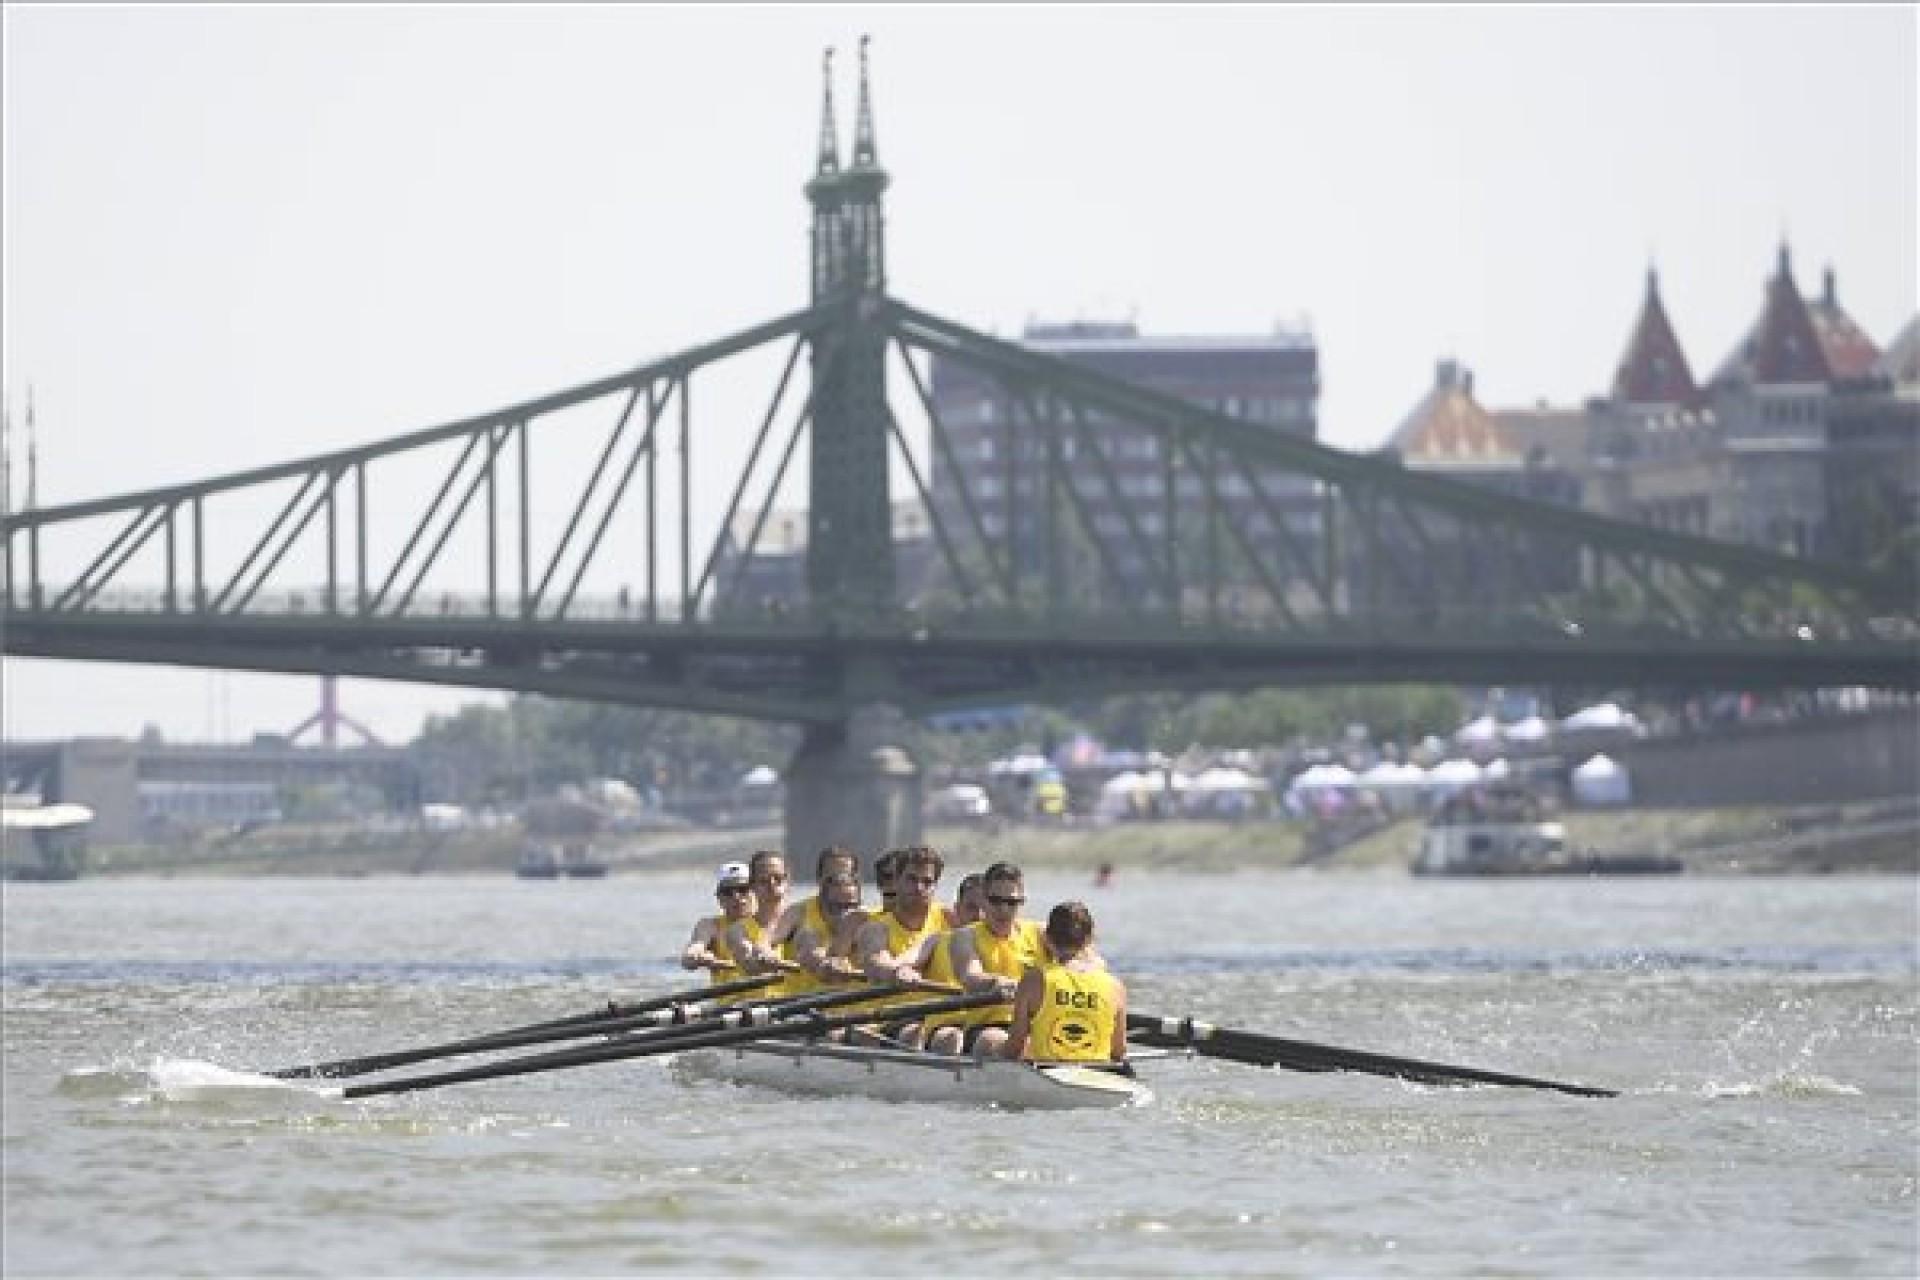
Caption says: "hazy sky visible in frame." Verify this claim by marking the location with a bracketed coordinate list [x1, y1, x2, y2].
[3, 4, 1914, 745]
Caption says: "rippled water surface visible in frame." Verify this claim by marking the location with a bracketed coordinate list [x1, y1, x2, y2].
[4, 871, 1915, 1277]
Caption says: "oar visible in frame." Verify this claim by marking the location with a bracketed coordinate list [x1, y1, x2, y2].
[266, 972, 785, 1080]
[1127, 1014, 1617, 1098]
[336, 989, 1005, 1100]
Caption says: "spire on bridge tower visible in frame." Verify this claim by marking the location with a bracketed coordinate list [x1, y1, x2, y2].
[807, 36, 889, 302]
[851, 34, 880, 169]
[814, 46, 842, 181]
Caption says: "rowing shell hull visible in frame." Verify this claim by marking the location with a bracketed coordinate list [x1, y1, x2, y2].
[671, 1040, 1150, 1110]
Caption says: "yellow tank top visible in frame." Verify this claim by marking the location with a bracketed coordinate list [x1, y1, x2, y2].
[707, 915, 765, 1001]
[1025, 962, 1121, 1061]
[781, 898, 840, 997]
[925, 920, 1046, 1031]
[867, 907, 952, 1013]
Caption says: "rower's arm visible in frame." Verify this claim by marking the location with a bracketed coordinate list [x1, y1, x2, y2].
[765, 899, 805, 949]
[860, 919, 932, 982]
[681, 918, 722, 971]
[1107, 977, 1129, 1061]
[1002, 969, 1044, 1060]
[948, 930, 1013, 999]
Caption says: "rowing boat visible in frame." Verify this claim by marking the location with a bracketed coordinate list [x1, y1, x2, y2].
[670, 1039, 1152, 1110]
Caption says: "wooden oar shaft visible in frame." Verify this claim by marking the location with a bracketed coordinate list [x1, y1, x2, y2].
[267, 972, 785, 1080]
[1127, 1014, 1617, 1099]
[340, 989, 1005, 1099]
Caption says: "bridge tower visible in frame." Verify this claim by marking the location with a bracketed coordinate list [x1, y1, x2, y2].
[784, 40, 923, 869]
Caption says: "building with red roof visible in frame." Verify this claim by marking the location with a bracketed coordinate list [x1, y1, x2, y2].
[1390, 242, 1914, 567]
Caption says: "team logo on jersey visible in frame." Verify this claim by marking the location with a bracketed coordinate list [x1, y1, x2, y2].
[1053, 1020, 1092, 1052]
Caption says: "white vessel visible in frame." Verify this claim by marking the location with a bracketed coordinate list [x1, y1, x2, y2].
[672, 1040, 1151, 1110]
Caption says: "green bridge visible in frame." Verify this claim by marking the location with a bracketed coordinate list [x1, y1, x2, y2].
[5, 49, 1914, 856]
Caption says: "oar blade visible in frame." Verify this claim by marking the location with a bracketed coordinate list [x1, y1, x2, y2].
[1128, 1014, 1616, 1099]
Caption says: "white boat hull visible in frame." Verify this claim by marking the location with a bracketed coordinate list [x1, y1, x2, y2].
[671, 1040, 1150, 1110]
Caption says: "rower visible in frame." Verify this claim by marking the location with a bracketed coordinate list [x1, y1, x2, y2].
[724, 849, 795, 991]
[918, 861, 1045, 1057]
[1004, 901, 1128, 1064]
[680, 862, 762, 1001]
[857, 844, 958, 1044]
[871, 847, 905, 916]
[785, 869, 869, 996]
[950, 872, 986, 927]
[764, 843, 861, 961]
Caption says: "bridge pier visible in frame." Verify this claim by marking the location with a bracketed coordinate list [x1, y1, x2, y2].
[783, 705, 922, 872]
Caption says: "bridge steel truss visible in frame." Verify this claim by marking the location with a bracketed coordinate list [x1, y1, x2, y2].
[4, 293, 1917, 725]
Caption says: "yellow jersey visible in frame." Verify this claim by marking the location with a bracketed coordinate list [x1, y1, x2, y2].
[1025, 962, 1122, 1062]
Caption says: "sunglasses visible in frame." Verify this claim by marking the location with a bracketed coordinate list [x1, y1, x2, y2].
[986, 894, 1025, 907]
[901, 874, 938, 887]
[716, 885, 751, 898]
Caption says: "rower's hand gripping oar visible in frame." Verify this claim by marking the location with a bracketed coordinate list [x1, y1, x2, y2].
[336, 988, 1004, 1100]
[265, 972, 785, 1080]
[1127, 1014, 1617, 1099]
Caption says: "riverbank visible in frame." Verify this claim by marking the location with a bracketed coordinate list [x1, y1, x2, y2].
[40, 798, 1915, 880]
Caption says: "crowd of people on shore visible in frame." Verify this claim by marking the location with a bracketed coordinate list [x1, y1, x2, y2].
[678, 844, 1126, 1064]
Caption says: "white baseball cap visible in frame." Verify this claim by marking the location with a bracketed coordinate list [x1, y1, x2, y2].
[715, 861, 751, 889]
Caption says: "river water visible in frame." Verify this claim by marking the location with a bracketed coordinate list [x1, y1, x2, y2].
[3, 870, 1914, 1278]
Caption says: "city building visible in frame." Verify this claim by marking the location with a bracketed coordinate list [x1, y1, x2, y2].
[1389, 246, 1918, 567]
[924, 319, 1322, 609]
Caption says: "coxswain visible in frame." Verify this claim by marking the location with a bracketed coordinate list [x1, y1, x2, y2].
[1004, 901, 1127, 1063]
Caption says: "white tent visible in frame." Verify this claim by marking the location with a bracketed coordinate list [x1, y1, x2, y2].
[1425, 758, 1484, 794]
[1288, 763, 1358, 792]
[1483, 757, 1513, 780]
[739, 765, 780, 787]
[1571, 753, 1631, 806]
[1190, 766, 1271, 793]
[1562, 702, 1639, 733]
[1504, 715, 1551, 743]
[1358, 760, 1428, 812]
[1097, 768, 1190, 817]
[1454, 715, 1503, 745]
[1185, 766, 1271, 817]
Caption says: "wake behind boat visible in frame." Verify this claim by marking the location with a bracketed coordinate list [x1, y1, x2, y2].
[670, 1038, 1152, 1110]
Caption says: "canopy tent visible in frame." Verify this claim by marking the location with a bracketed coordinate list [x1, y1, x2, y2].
[1570, 753, 1631, 806]
[1357, 760, 1429, 813]
[1562, 702, 1639, 733]
[1454, 715, 1503, 745]
[1096, 768, 1192, 818]
[1424, 758, 1484, 794]
[1287, 763, 1358, 792]
[1503, 715, 1551, 743]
